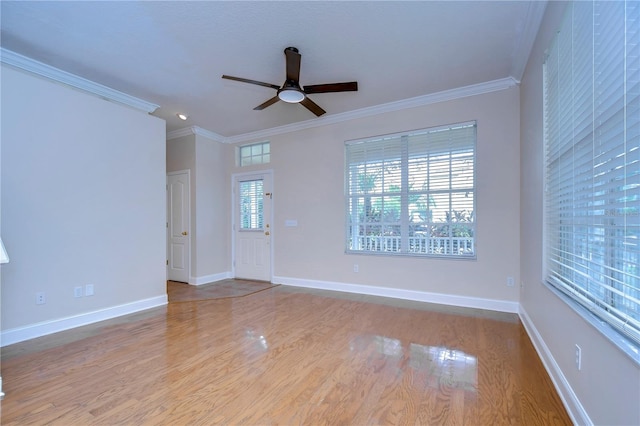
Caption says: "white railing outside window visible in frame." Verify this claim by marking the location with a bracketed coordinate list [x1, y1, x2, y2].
[353, 236, 474, 256]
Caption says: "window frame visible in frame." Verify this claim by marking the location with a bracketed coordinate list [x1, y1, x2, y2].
[238, 141, 270, 167]
[345, 122, 477, 259]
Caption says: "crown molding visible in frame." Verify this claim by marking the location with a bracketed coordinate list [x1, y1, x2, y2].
[222, 76, 519, 144]
[192, 126, 226, 142]
[166, 126, 225, 142]
[166, 127, 195, 140]
[510, 0, 547, 83]
[0, 48, 159, 113]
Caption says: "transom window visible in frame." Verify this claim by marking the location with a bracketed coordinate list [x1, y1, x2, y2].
[544, 1, 640, 346]
[239, 141, 270, 167]
[345, 122, 476, 258]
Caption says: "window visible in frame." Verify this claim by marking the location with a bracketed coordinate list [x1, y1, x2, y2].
[345, 122, 476, 258]
[544, 1, 640, 346]
[239, 141, 270, 167]
[239, 179, 263, 230]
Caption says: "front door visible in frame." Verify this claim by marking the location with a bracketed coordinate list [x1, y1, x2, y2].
[167, 171, 190, 283]
[234, 172, 272, 281]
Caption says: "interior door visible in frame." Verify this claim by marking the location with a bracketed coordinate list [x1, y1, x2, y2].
[167, 171, 190, 283]
[234, 172, 272, 281]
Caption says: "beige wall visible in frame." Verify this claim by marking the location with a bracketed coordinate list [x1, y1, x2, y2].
[167, 133, 230, 283]
[1, 65, 166, 336]
[194, 134, 230, 278]
[519, 2, 640, 425]
[228, 87, 521, 305]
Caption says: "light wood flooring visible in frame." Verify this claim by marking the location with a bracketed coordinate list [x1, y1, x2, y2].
[1, 283, 571, 425]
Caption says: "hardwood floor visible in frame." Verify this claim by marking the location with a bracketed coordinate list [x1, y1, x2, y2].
[1, 284, 571, 425]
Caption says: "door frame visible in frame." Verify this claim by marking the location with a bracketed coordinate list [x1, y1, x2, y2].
[167, 170, 191, 283]
[231, 169, 274, 281]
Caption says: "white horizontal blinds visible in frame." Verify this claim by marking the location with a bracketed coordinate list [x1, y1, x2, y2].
[239, 179, 264, 230]
[544, 1, 640, 345]
[346, 122, 476, 257]
[624, 0, 640, 341]
[346, 135, 404, 252]
[406, 125, 476, 255]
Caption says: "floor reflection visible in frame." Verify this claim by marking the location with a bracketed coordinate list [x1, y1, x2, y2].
[410, 342, 477, 391]
[351, 334, 477, 391]
[244, 327, 269, 352]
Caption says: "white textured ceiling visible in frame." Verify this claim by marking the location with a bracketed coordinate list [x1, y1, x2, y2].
[0, 1, 544, 139]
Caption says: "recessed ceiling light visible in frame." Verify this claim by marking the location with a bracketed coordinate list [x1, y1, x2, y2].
[177, 113, 188, 121]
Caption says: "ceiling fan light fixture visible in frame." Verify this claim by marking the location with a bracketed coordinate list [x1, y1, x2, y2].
[222, 46, 357, 116]
[277, 88, 305, 103]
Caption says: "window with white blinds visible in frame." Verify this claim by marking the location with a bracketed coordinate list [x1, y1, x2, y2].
[239, 179, 264, 230]
[345, 122, 476, 258]
[544, 1, 640, 346]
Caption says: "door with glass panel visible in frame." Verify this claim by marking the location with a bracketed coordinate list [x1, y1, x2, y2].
[234, 172, 272, 281]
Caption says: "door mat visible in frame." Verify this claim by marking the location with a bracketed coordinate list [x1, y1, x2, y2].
[167, 279, 278, 302]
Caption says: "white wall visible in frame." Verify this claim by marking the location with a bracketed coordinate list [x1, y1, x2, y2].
[1, 65, 167, 342]
[519, 2, 640, 425]
[228, 87, 521, 309]
[167, 133, 230, 284]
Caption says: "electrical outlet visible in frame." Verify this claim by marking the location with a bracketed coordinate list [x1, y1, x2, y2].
[575, 344, 582, 370]
[36, 292, 46, 305]
[507, 276, 515, 287]
[353, 264, 359, 273]
[85, 284, 94, 296]
[74, 286, 83, 298]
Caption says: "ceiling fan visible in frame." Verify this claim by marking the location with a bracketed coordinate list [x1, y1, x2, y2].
[222, 47, 358, 117]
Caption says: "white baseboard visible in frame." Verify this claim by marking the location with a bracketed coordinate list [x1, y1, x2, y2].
[519, 306, 591, 426]
[273, 276, 519, 313]
[189, 272, 232, 286]
[1, 295, 168, 347]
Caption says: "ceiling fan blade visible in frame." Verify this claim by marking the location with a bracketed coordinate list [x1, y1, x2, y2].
[253, 96, 280, 110]
[300, 97, 326, 117]
[284, 47, 301, 82]
[222, 75, 280, 90]
[303, 82, 358, 94]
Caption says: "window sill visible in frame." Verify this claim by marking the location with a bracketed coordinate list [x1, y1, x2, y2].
[544, 281, 640, 367]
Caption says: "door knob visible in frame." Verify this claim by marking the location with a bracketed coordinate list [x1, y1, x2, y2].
[265, 231, 270, 236]
[182, 231, 188, 236]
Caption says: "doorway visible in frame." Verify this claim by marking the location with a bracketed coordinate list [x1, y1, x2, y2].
[167, 170, 190, 283]
[233, 171, 273, 281]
